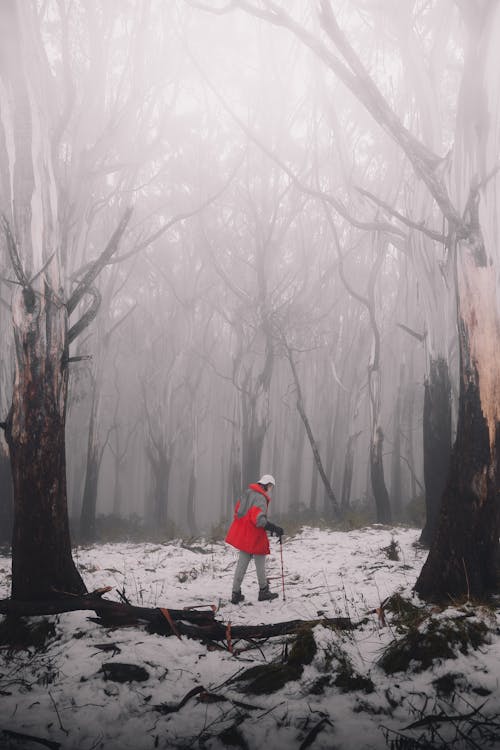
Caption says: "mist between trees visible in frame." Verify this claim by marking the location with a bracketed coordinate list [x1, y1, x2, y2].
[0, 0, 499, 602]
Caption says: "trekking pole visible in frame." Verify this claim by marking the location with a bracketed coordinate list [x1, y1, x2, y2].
[279, 537, 286, 601]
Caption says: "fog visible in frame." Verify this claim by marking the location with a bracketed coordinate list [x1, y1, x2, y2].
[0, 1, 467, 540]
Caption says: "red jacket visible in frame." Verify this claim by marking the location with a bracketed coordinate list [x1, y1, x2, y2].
[225, 483, 271, 555]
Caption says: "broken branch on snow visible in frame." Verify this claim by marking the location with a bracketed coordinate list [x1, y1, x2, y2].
[0, 595, 356, 644]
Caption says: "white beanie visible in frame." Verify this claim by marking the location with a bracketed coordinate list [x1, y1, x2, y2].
[258, 474, 275, 486]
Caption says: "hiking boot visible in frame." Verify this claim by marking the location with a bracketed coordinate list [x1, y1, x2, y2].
[231, 590, 245, 604]
[258, 585, 278, 602]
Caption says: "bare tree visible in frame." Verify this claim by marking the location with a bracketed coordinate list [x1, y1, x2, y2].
[196, 0, 500, 599]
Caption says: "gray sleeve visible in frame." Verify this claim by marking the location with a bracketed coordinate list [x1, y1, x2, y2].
[252, 492, 268, 527]
[255, 512, 268, 528]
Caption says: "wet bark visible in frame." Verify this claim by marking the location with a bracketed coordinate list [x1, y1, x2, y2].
[0, 442, 13, 543]
[6, 287, 86, 600]
[419, 357, 452, 548]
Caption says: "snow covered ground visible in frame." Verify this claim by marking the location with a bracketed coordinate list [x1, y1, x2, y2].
[1, 525, 500, 749]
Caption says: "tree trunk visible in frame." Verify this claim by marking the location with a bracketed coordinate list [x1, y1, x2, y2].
[5, 287, 86, 599]
[309, 440, 319, 516]
[241, 392, 267, 486]
[290, 413, 305, 514]
[341, 432, 361, 516]
[79, 380, 101, 541]
[415, 260, 500, 599]
[419, 356, 451, 548]
[370, 427, 392, 524]
[390, 365, 404, 520]
[285, 343, 341, 518]
[153, 458, 171, 529]
[416, 2, 500, 599]
[186, 460, 197, 536]
[405, 364, 418, 502]
[228, 421, 241, 515]
[0, 440, 13, 544]
[79, 447, 100, 542]
[112, 452, 123, 517]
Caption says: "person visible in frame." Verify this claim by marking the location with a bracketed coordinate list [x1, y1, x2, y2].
[225, 473, 284, 604]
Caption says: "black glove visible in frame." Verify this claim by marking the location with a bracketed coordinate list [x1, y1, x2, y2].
[265, 521, 284, 539]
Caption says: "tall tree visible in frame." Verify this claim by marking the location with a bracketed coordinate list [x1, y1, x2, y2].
[0, 0, 181, 597]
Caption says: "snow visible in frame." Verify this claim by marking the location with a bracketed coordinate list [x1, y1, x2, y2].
[1, 525, 500, 749]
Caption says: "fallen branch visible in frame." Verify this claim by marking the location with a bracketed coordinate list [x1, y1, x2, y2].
[299, 716, 334, 750]
[0, 728, 61, 749]
[0, 595, 215, 626]
[404, 702, 487, 730]
[0, 596, 356, 643]
[154, 683, 265, 715]
[162, 616, 356, 642]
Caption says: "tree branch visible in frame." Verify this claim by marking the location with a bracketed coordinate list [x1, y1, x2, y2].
[231, 1, 461, 228]
[1, 215, 30, 288]
[356, 187, 445, 243]
[396, 322, 427, 342]
[68, 285, 102, 344]
[188, 50, 407, 241]
[67, 207, 133, 316]
[282, 335, 341, 518]
[110, 158, 242, 265]
[103, 302, 137, 344]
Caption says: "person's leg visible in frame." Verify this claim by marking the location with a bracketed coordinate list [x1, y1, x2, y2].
[231, 551, 251, 602]
[255, 553, 278, 601]
[253, 554, 268, 589]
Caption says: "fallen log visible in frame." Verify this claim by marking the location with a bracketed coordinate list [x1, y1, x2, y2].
[157, 616, 356, 641]
[0, 728, 61, 749]
[0, 595, 215, 625]
[0, 596, 356, 643]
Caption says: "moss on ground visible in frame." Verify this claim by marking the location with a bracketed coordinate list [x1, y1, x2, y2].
[379, 614, 488, 674]
[383, 592, 427, 632]
[310, 638, 374, 695]
[234, 662, 303, 694]
[233, 626, 318, 694]
[287, 625, 317, 666]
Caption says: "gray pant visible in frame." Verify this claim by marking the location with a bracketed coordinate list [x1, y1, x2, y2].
[232, 550, 267, 591]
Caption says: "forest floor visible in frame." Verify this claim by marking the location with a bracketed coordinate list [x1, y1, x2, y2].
[1, 525, 500, 750]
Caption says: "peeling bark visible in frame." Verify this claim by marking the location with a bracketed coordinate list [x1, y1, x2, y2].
[415, 257, 500, 599]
